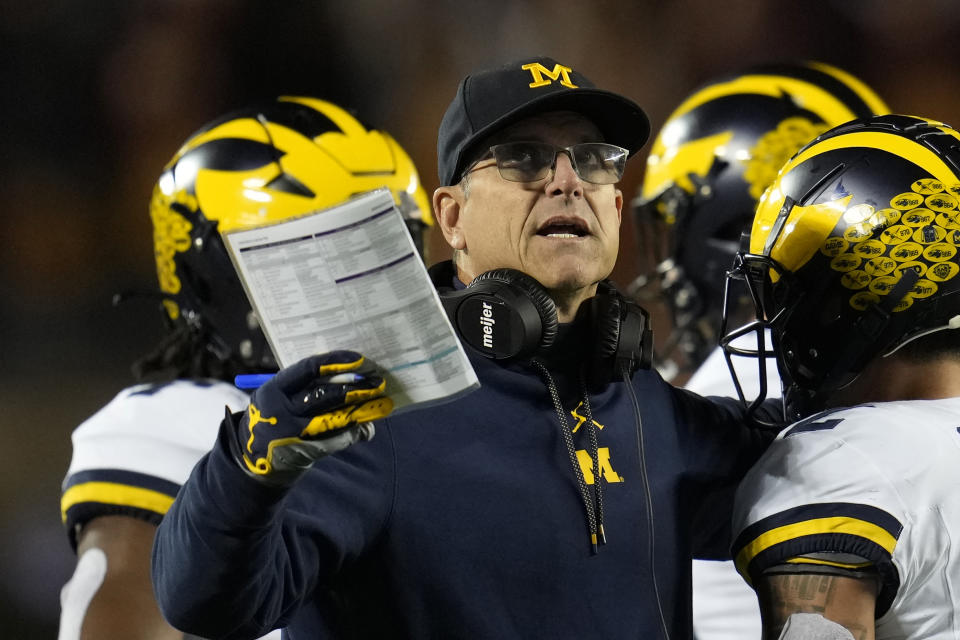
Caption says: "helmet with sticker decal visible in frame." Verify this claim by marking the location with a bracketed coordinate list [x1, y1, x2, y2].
[140, 96, 432, 379]
[721, 114, 960, 418]
[633, 62, 888, 379]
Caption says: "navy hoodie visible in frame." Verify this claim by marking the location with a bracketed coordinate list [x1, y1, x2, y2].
[153, 313, 775, 639]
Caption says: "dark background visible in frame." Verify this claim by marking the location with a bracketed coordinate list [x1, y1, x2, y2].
[4, 1, 959, 636]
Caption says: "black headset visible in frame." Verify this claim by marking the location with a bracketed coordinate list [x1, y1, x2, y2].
[428, 261, 653, 385]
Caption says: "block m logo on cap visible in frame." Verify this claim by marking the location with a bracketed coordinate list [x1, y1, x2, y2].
[522, 62, 578, 89]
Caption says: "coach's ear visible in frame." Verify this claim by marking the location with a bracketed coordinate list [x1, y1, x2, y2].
[433, 185, 466, 251]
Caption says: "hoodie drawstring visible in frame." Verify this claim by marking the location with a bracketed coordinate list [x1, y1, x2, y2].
[531, 358, 606, 554]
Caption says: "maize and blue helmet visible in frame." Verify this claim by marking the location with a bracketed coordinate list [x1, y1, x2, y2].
[635, 62, 888, 377]
[145, 96, 432, 377]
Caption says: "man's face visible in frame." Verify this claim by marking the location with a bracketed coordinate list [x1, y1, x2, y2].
[437, 112, 624, 298]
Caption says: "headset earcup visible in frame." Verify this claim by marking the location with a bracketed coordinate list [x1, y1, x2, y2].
[470, 269, 559, 351]
[588, 282, 654, 385]
[592, 292, 623, 362]
[585, 290, 622, 386]
[620, 302, 654, 372]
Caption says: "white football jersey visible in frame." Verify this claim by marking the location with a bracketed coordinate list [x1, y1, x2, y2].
[732, 397, 960, 639]
[61, 380, 249, 531]
[686, 342, 778, 640]
[60, 379, 283, 640]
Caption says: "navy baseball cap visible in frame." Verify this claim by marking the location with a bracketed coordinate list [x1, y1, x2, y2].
[437, 56, 650, 186]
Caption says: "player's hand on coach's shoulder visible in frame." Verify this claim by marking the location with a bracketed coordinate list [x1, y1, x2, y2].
[227, 351, 393, 485]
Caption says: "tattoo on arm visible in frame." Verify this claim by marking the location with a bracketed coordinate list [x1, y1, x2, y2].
[757, 572, 877, 640]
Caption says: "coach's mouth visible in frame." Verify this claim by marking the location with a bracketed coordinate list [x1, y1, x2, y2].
[536, 216, 590, 239]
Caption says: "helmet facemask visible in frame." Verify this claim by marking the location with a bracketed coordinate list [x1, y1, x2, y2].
[719, 251, 788, 423]
[632, 164, 738, 376]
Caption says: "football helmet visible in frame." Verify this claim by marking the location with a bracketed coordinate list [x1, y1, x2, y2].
[634, 62, 889, 378]
[721, 114, 960, 419]
[148, 96, 433, 376]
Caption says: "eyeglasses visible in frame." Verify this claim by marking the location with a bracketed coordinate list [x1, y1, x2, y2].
[461, 141, 629, 185]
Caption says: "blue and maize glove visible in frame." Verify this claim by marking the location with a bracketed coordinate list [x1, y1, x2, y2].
[235, 351, 393, 484]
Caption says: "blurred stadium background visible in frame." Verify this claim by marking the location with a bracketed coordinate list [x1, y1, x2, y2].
[3, 1, 959, 636]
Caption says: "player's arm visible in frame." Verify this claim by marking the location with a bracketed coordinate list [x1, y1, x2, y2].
[756, 570, 878, 640]
[62, 515, 183, 640]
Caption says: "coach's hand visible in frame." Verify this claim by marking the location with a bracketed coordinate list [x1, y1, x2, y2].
[235, 351, 393, 484]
